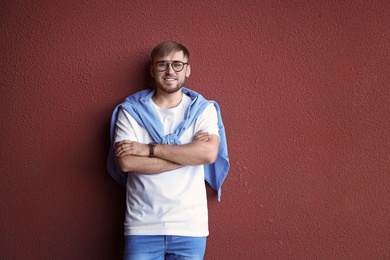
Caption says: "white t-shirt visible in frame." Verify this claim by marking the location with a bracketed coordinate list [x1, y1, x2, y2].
[114, 93, 219, 237]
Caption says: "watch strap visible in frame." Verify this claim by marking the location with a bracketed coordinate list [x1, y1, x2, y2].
[149, 142, 158, 157]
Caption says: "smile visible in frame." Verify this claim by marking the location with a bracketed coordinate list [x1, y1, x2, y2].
[163, 77, 177, 81]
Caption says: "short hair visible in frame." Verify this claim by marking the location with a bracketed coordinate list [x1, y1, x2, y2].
[150, 41, 190, 62]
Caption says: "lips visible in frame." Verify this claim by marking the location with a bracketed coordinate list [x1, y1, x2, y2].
[163, 77, 177, 81]
[163, 77, 177, 84]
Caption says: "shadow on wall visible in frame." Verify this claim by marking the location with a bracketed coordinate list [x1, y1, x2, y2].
[126, 57, 154, 94]
[102, 57, 153, 258]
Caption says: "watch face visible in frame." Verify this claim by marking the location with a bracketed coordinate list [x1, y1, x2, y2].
[149, 142, 158, 157]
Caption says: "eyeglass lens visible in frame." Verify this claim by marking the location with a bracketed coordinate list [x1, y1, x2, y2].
[156, 61, 186, 72]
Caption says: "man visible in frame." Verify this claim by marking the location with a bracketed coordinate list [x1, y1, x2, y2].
[107, 41, 229, 259]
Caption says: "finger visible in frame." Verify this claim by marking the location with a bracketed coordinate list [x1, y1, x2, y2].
[198, 133, 209, 139]
[115, 144, 124, 154]
[116, 142, 132, 150]
[117, 149, 128, 158]
[195, 131, 207, 138]
[115, 145, 127, 156]
[115, 140, 132, 147]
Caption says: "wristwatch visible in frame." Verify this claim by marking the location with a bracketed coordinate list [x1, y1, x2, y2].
[149, 142, 158, 157]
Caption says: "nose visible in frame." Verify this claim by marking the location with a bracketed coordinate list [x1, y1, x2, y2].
[165, 63, 175, 74]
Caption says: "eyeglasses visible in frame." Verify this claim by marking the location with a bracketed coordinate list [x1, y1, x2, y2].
[154, 60, 189, 72]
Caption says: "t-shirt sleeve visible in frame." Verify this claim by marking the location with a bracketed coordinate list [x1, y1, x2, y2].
[195, 104, 220, 138]
[114, 108, 137, 144]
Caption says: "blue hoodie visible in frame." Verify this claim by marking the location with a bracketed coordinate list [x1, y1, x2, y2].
[106, 87, 230, 200]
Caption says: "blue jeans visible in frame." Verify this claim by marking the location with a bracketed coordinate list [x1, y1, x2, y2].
[124, 235, 207, 260]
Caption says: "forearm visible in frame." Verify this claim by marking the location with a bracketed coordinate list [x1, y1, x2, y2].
[154, 135, 219, 166]
[116, 154, 182, 174]
[114, 132, 220, 169]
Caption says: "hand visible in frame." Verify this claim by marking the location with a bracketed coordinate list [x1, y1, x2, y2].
[193, 130, 210, 142]
[115, 140, 149, 158]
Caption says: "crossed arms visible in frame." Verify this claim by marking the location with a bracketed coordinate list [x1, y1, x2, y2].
[115, 130, 220, 174]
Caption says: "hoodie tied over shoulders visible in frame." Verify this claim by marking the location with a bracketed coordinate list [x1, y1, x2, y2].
[106, 87, 230, 201]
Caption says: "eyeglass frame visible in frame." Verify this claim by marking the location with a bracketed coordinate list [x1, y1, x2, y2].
[153, 60, 189, 72]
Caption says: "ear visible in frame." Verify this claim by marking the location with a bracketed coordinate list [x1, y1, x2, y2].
[150, 63, 155, 78]
[185, 64, 191, 78]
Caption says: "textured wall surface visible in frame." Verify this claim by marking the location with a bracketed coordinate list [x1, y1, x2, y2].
[1, 0, 389, 259]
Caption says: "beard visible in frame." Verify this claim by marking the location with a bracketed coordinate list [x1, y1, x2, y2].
[154, 78, 186, 94]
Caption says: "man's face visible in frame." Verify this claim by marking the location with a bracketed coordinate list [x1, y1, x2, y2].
[150, 51, 191, 94]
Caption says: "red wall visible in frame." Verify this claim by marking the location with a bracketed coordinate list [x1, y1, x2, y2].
[1, 0, 389, 259]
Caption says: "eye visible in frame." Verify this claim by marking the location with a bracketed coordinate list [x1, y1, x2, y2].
[172, 62, 183, 70]
[156, 61, 167, 70]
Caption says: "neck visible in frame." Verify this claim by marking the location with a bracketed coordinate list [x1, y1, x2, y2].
[152, 89, 183, 109]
